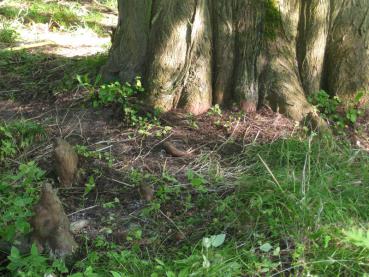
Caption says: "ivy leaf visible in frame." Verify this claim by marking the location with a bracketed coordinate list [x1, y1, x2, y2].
[210, 234, 226, 247]
[260, 242, 273, 253]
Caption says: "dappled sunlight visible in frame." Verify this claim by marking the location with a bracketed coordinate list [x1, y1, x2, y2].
[16, 24, 110, 57]
[0, 0, 117, 57]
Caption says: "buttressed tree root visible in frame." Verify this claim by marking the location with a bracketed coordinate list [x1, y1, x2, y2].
[30, 183, 77, 257]
[102, 0, 369, 126]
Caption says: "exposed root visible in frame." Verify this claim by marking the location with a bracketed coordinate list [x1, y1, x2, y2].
[163, 141, 193, 157]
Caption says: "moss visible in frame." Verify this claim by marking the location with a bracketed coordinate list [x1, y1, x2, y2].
[263, 0, 282, 40]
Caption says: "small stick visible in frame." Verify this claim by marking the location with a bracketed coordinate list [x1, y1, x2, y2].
[159, 209, 186, 238]
[257, 154, 284, 193]
[106, 177, 134, 187]
[67, 205, 98, 217]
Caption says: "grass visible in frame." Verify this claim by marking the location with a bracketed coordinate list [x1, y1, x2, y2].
[78, 136, 368, 276]
[1, 127, 368, 276]
[0, 0, 112, 36]
[95, 0, 118, 10]
[0, 1, 368, 276]
[0, 22, 18, 44]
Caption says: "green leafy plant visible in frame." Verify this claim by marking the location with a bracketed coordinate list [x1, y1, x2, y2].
[0, 162, 44, 242]
[0, 120, 46, 160]
[84, 175, 96, 196]
[75, 144, 114, 167]
[207, 104, 222, 116]
[79, 76, 172, 137]
[309, 90, 366, 130]
[7, 244, 68, 277]
[0, 22, 18, 44]
[187, 170, 208, 193]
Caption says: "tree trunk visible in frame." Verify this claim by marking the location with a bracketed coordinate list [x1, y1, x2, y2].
[102, 0, 369, 121]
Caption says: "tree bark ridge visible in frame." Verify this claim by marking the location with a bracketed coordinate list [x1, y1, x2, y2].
[103, 0, 369, 121]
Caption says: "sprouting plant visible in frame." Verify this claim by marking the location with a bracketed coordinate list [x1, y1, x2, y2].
[187, 170, 207, 193]
[0, 162, 45, 242]
[308, 90, 367, 130]
[84, 175, 96, 196]
[343, 228, 369, 249]
[187, 113, 199, 129]
[75, 144, 114, 166]
[7, 243, 68, 277]
[0, 22, 18, 44]
[0, 120, 46, 160]
[79, 76, 172, 137]
[208, 104, 222, 116]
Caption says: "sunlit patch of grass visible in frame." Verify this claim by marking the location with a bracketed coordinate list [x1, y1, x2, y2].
[26, 2, 80, 27]
[0, 0, 111, 36]
[95, 0, 118, 10]
[0, 1, 80, 27]
[0, 5, 20, 19]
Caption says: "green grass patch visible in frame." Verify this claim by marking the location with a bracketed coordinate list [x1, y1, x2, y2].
[27, 2, 80, 27]
[0, 119, 46, 160]
[7, 135, 368, 276]
[0, 6, 20, 19]
[0, 0, 110, 35]
[0, 23, 18, 44]
[0, 162, 45, 243]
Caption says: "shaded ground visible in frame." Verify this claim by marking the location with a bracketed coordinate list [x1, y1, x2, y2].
[1, 1, 369, 276]
[0, 2, 300, 272]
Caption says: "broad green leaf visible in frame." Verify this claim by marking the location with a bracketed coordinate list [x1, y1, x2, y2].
[210, 234, 226, 247]
[260, 242, 273, 253]
[110, 271, 123, 277]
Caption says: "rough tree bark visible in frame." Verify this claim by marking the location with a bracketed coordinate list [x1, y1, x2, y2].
[102, 0, 369, 122]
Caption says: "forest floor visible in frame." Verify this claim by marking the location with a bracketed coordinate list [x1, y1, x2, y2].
[1, 1, 369, 277]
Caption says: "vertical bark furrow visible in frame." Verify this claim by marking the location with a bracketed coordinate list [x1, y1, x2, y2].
[324, 0, 369, 98]
[145, 0, 196, 111]
[101, 0, 151, 82]
[265, 0, 314, 121]
[179, 0, 213, 115]
[212, 0, 236, 105]
[297, 0, 330, 95]
[104, 0, 369, 122]
[232, 0, 263, 110]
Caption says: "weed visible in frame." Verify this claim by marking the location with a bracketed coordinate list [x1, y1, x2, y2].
[0, 22, 18, 44]
[309, 90, 366, 131]
[0, 6, 21, 19]
[187, 113, 199, 129]
[7, 244, 68, 277]
[2, 136, 369, 276]
[95, 0, 118, 9]
[0, 120, 46, 160]
[75, 144, 114, 166]
[207, 104, 222, 117]
[0, 162, 44, 242]
[79, 76, 172, 137]
[0, 0, 110, 35]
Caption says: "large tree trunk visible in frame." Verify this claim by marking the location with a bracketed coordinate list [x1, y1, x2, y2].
[102, 0, 369, 121]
